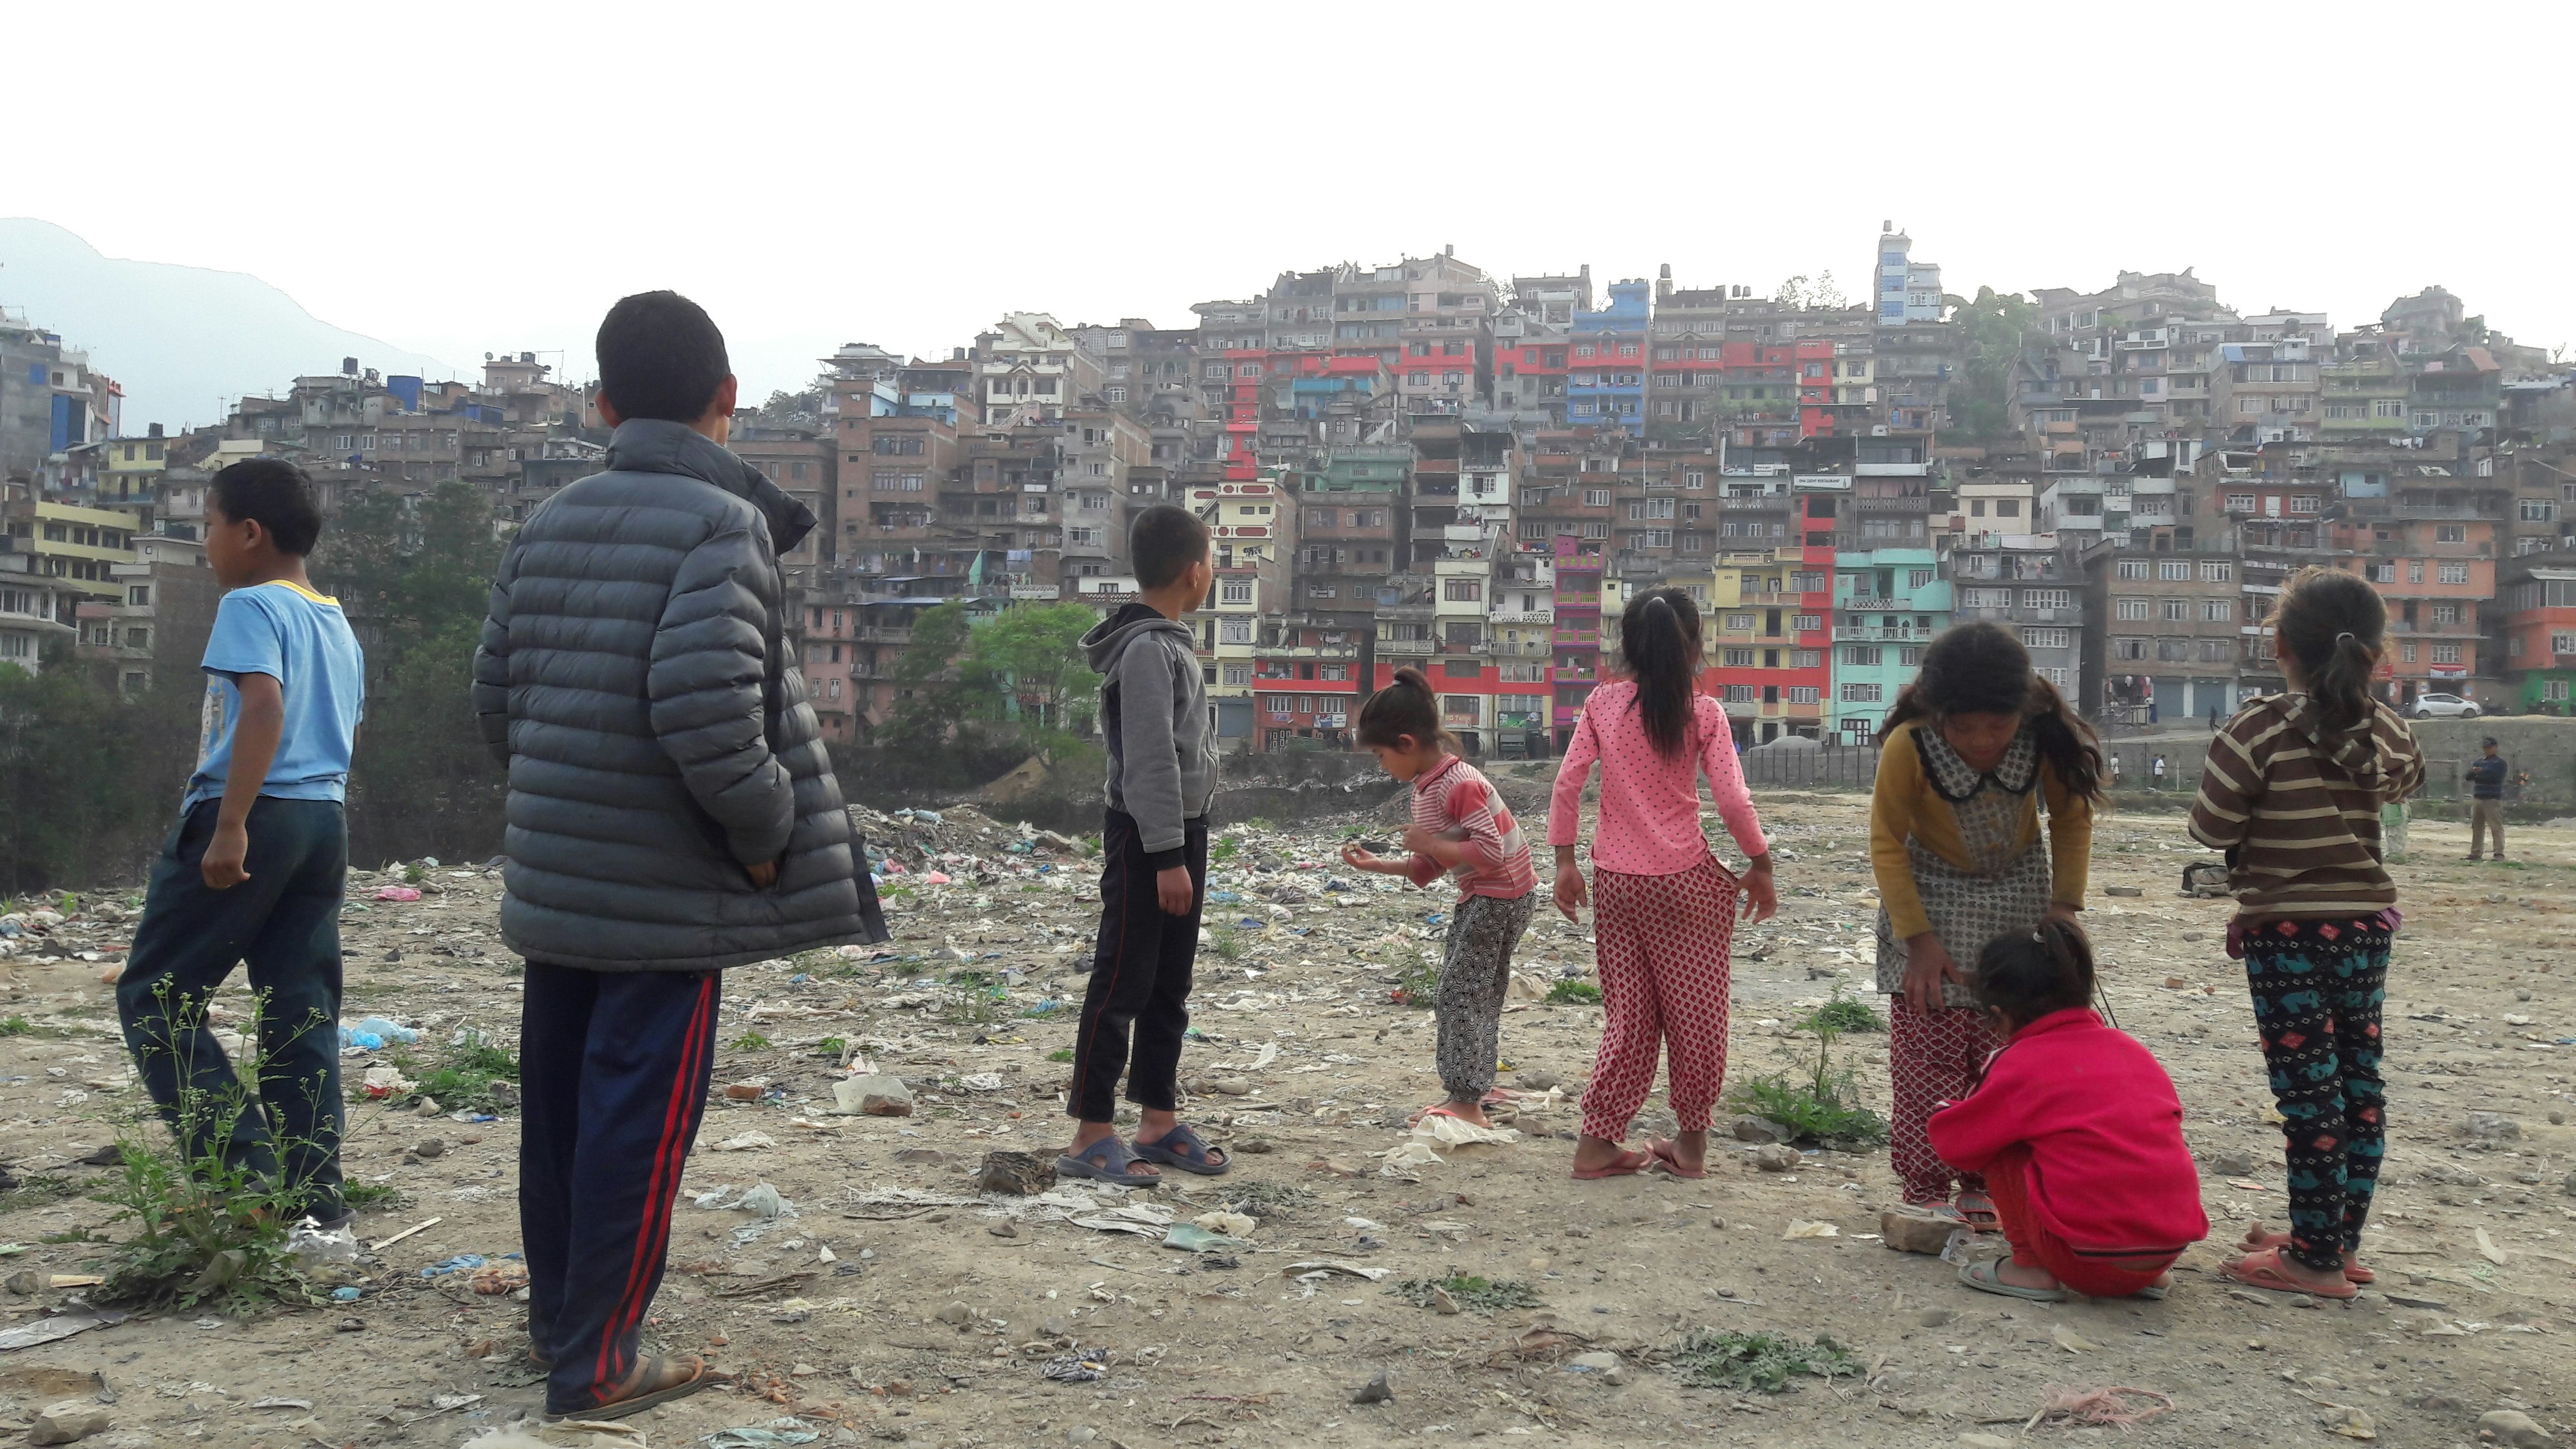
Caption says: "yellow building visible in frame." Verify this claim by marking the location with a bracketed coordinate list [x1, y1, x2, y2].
[1, 501, 146, 603]
[102, 432, 170, 506]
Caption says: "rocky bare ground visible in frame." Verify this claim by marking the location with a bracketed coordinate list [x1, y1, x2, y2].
[0, 782, 2570, 1449]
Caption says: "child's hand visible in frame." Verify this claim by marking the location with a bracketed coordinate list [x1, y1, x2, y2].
[1340, 842, 1385, 872]
[1553, 866, 1588, 922]
[1156, 866, 1194, 916]
[1739, 861, 1778, 924]
[1400, 824, 1441, 859]
[202, 822, 251, 890]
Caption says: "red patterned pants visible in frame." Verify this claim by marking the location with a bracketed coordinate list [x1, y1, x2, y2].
[1581, 859, 1737, 1141]
[1888, 994, 2008, 1204]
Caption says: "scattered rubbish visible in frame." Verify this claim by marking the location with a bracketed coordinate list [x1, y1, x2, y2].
[977, 1151, 1056, 1196]
[1782, 1220, 1839, 1240]
[1193, 1211, 1256, 1237]
[1411, 1115, 1520, 1149]
[0, 1312, 127, 1352]
[471, 1264, 530, 1295]
[1566, 1350, 1629, 1386]
[702, 1418, 824, 1449]
[711, 1132, 779, 1153]
[339, 1015, 421, 1050]
[1070, 1203, 1176, 1237]
[1379, 1141, 1443, 1174]
[421, 1253, 489, 1278]
[286, 1218, 360, 1269]
[1042, 1350, 1108, 1383]
[2050, 1324, 2100, 1353]
[371, 886, 422, 902]
[2023, 1387, 2175, 1430]
[1284, 1260, 1392, 1282]
[1161, 1224, 1247, 1253]
[833, 1074, 915, 1117]
[370, 1216, 442, 1252]
[359, 1065, 417, 1100]
[1350, 1370, 1394, 1405]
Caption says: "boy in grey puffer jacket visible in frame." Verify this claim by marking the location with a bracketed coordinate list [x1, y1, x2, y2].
[1061, 505, 1228, 1185]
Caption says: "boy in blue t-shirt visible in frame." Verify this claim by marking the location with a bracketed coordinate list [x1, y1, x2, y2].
[117, 457, 364, 1227]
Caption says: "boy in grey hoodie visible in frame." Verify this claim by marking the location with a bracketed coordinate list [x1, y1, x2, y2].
[1063, 505, 1227, 1184]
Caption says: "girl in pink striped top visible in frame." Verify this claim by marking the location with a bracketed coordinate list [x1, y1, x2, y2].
[1342, 668, 1538, 1131]
[1548, 588, 1776, 1179]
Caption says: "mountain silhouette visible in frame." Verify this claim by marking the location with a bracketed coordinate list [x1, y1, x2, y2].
[0, 217, 455, 433]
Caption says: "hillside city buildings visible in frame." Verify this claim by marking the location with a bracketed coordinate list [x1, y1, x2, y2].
[13, 228, 2576, 753]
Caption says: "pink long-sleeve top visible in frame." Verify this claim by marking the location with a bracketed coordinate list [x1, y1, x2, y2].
[1546, 683, 1769, 875]
[1402, 754, 1539, 901]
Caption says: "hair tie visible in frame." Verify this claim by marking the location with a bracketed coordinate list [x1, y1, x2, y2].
[2336, 632, 2356, 645]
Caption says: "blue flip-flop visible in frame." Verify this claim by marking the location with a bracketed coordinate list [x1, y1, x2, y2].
[1057, 1134, 1163, 1188]
[1132, 1123, 1231, 1176]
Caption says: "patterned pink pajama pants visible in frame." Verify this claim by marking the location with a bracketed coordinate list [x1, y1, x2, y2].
[1887, 994, 2008, 1204]
[1580, 859, 1737, 1141]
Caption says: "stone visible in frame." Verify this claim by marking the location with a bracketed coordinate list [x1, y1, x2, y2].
[1754, 1144, 1800, 1172]
[2550, 1110, 2567, 1127]
[1569, 1350, 1628, 1386]
[1514, 1070, 1561, 1091]
[1917, 1307, 1956, 1327]
[894, 1148, 949, 1166]
[2102, 885, 2144, 897]
[1881, 1210, 1957, 1256]
[412, 1137, 445, 1159]
[724, 1082, 765, 1101]
[29, 1402, 112, 1445]
[1732, 1116, 1791, 1144]
[1210, 1078, 1252, 1096]
[936, 1302, 974, 1326]
[2315, 1406, 2375, 1441]
[2210, 1150, 2256, 1176]
[2478, 1408, 2553, 1447]
[835, 1074, 915, 1117]
[1960, 1435, 2017, 1449]
[977, 1151, 1056, 1196]
[2464, 1113, 2522, 1141]
[1234, 1136, 1276, 1155]
[4, 1268, 41, 1294]
[1351, 1370, 1393, 1405]
[1430, 1286, 1460, 1314]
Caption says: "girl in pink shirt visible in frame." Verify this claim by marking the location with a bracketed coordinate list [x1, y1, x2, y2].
[1548, 588, 1775, 1179]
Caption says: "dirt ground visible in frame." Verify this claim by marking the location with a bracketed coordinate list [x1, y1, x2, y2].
[0, 784, 2570, 1449]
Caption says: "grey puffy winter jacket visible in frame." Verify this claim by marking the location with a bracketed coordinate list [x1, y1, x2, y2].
[471, 418, 887, 971]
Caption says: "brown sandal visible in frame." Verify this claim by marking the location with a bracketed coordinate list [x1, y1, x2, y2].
[2240, 1224, 2373, 1284]
[2220, 1245, 2356, 1300]
[548, 1355, 725, 1422]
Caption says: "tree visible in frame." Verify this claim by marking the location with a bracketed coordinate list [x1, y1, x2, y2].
[959, 603, 1101, 733]
[1944, 286, 2045, 442]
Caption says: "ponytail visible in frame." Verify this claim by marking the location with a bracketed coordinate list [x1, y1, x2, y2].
[1616, 586, 1704, 759]
[2274, 566, 2385, 734]
[1972, 914, 2098, 1030]
[1356, 665, 1460, 754]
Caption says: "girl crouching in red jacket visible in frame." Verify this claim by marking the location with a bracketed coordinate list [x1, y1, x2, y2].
[1928, 919, 2208, 1301]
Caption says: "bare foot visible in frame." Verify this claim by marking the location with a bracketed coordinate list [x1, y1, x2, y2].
[2240, 1223, 2363, 1277]
[1993, 1255, 2063, 1292]
[1571, 1134, 1645, 1175]
[1652, 1129, 1709, 1175]
[1410, 1100, 1491, 1129]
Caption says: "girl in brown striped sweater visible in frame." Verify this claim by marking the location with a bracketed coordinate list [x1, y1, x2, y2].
[2189, 567, 2424, 1299]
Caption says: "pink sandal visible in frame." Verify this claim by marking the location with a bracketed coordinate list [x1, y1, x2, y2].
[1571, 1148, 1652, 1181]
[1646, 1139, 1705, 1179]
[2221, 1244, 2357, 1300]
[2241, 1224, 2373, 1284]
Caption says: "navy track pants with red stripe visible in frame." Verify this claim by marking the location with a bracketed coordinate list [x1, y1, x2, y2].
[519, 961, 721, 1415]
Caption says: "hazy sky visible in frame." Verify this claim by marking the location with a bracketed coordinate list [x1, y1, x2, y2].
[15, 1, 2574, 401]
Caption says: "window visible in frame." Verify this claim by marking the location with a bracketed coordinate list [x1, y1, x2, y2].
[1845, 646, 1882, 666]
[1793, 650, 1822, 668]
[2408, 560, 2424, 583]
[1583, 488, 1611, 507]
[2160, 598, 2189, 622]
[2021, 628, 2070, 649]
[2202, 599, 2233, 622]
[2436, 524, 2466, 543]
[2158, 561, 2192, 581]
[1222, 664, 1251, 686]
[2227, 492, 2258, 512]
[2115, 559, 2150, 580]
[1581, 522, 1609, 539]
[2156, 638, 2191, 662]
[2022, 589, 2072, 610]
[2554, 632, 2576, 656]
[2115, 597, 2151, 620]
[2522, 498, 2557, 522]
[2114, 638, 2149, 661]
[1964, 587, 2012, 608]
[1793, 613, 1823, 632]
[2371, 562, 2396, 583]
[2197, 640, 2233, 662]
[1724, 612, 1757, 632]
[127, 585, 152, 606]
[1219, 617, 1254, 644]
[1220, 580, 1254, 605]
[1909, 568, 1934, 589]
[2432, 643, 2462, 665]
[2200, 561, 2232, 582]
[1641, 529, 1673, 548]
[2439, 562, 2469, 584]
[1724, 648, 1757, 668]
[1321, 663, 1349, 681]
[2431, 602, 2462, 624]
[1839, 683, 1883, 703]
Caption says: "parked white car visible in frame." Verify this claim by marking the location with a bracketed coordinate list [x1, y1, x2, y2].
[2411, 692, 2481, 720]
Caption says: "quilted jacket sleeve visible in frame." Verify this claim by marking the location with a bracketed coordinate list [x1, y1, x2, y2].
[471, 544, 519, 766]
[648, 525, 795, 869]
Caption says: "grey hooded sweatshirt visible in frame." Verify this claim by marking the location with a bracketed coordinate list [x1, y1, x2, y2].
[1082, 602, 1217, 868]
[472, 417, 887, 971]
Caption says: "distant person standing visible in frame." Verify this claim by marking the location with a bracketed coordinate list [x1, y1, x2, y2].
[2109, 753, 2123, 790]
[2466, 736, 2507, 862]
[2151, 754, 2168, 791]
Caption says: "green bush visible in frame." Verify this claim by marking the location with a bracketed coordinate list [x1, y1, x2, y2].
[414, 1037, 521, 1114]
[1544, 980, 1602, 1006]
[1798, 987, 1883, 1035]
[1390, 1274, 1540, 1313]
[1670, 1330, 1861, 1393]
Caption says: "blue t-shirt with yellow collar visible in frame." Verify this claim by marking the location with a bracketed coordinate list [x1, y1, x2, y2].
[183, 580, 366, 811]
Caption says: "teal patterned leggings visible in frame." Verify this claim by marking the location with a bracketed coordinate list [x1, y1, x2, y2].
[2242, 915, 2393, 1272]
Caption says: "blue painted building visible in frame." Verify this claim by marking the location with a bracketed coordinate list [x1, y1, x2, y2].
[1568, 279, 1650, 430]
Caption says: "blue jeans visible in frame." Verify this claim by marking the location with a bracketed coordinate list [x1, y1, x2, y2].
[116, 797, 348, 1220]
